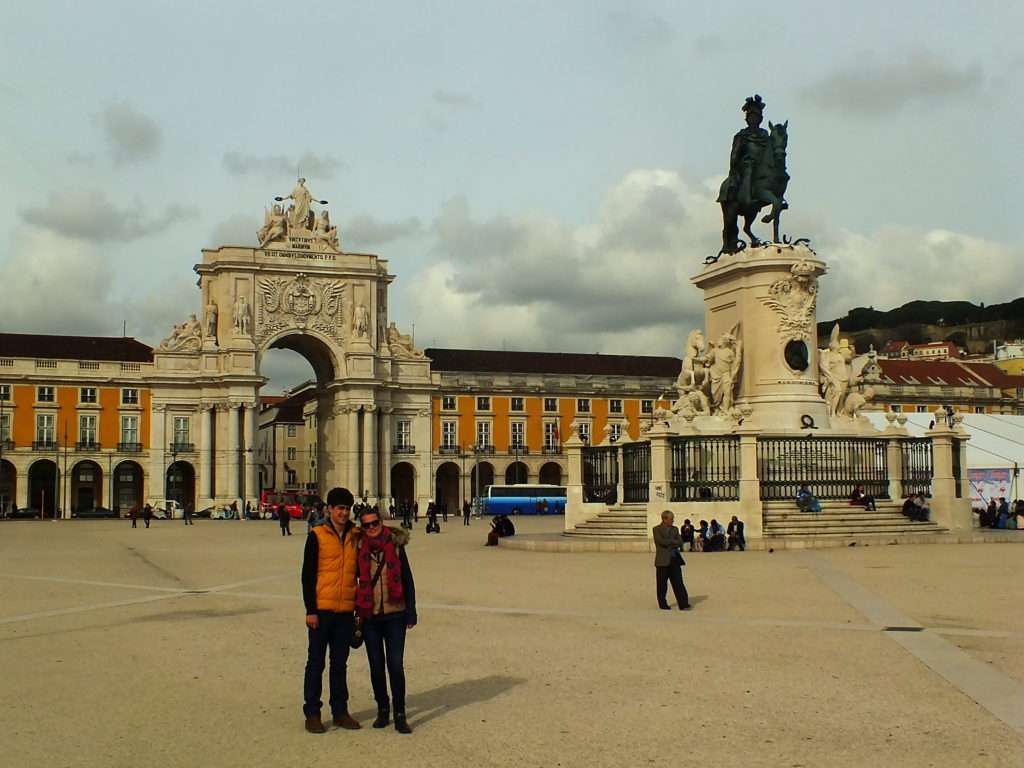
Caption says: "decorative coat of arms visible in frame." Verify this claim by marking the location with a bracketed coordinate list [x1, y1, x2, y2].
[761, 259, 818, 341]
[256, 273, 346, 342]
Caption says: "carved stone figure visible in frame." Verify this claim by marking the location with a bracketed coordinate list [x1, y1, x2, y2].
[673, 329, 711, 414]
[819, 324, 860, 418]
[312, 209, 340, 251]
[258, 204, 287, 247]
[233, 295, 251, 336]
[717, 95, 790, 254]
[840, 386, 874, 419]
[256, 274, 345, 341]
[762, 259, 818, 342]
[158, 314, 202, 353]
[204, 301, 218, 342]
[280, 178, 316, 230]
[354, 302, 370, 339]
[386, 322, 425, 359]
[706, 324, 743, 414]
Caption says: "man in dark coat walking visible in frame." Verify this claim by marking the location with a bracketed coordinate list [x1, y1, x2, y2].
[652, 510, 690, 611]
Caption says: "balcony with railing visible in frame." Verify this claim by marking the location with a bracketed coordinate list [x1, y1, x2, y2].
[472, 444, 495, 455]
[542, 445, 563, 455]
[393, 444, 416, 454]
[118, 442, 143, 453]
[32, 440, 57, 450]
[507, 444, 529, 455]
[168, 442, 195, 453]
[438, 445, 460, 455]
[0, 439, 14, 451]
[75, 440, 101, 451]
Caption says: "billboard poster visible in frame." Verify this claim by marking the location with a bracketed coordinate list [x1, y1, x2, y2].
[967, 468, 1012, 507]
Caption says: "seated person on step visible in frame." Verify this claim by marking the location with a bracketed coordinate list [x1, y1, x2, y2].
[705, 519, 726, 552]
[796, 484, 821, 514]
[681, 519, 696, 551]
[849, 484, 877, 511]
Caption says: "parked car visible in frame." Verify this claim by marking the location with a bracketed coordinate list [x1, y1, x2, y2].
[73, 506, 118, 519]
[151, 499, 184, 519]
[9, 507, 42, 519]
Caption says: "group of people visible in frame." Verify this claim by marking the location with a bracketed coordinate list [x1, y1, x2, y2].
[678, 516, 745, 552]
[301, 487, 417, 735]
[979, 497, 1021, 529]
[901, 493, 931, 522]
[485, 514, 516, 546]
[795, 484, 879, 514]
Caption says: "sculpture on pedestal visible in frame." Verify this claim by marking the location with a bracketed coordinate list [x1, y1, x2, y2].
[716, 94, 791, 257]
[386, 322, 425, 359]
[158, 314, 202, 353]
[204, 301, 219, 344]
[258, 204, 287, 247]
[233, 295, 251, 336]
[256, 177, 339, 252]
[277, 178, 318, 230]
[707, 324, 743, 414]
[818, 324, 863, 419]
[668, 323, 743, 422]
[312, 209, 340, 251]
[354, 302, 370, 339]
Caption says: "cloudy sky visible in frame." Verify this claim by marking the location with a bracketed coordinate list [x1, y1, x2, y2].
[2, 2, 1021, 391]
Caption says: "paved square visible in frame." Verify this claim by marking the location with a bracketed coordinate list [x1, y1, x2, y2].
[1, 518, 1021, 767]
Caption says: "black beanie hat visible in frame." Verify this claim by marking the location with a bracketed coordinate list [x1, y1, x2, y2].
[326, 487, 355, 508]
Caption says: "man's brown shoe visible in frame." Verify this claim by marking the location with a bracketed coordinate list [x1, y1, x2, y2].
[305, 716, 327, 734]
[333, 712, 361, 730]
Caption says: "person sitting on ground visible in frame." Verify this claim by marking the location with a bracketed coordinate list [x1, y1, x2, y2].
[497, 514, 516, 537]
[681, 519, 696, 551]
[726, 516, 745, 551]
[996, 497, 1010, 529]
[796, 484, 821, 514]
[913, 494, 931, 522]
[486, 517, 500, 546]
[706, 519, 726, 552]
[697, 520, 709, 551]
[902, 495, 918, 519]
[849, 484, 877, 511]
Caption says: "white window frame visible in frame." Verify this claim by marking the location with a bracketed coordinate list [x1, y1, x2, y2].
[0, 384, 10, 401]
[121, 415, 139, 445]
[476, 420, 492, 448]
[79, 414, 98, 445]
[510, 420, 525, 449]
[441, 420, 458, 449]
[441, 396, 456, 411]
[576, 398, 590, 413]
[476, 396, 491, 412]
[510, 397, 524, 412]
[543, 398, 558, 413]
[287, 447, 297, 460]
[37, 386, 55, 403]
[79, 387, 97, 404]
[974, 406, 985, 414]
[172, 416, 190, 446]
[396, 419, 412, 449]
[286, 424, 297, 437]
[609, 423, 622, 442]
[543, 420, 559, 448]
[0, 412, 11, 441]
[609, 399, 623, 414]
[578, 422, 591, 444]
[36, 412, 55, 443]
[641, 399, 653, 414]
[121, 388, 139, 406]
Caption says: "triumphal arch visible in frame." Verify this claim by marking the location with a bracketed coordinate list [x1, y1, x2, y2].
[150, 179, 432, 510]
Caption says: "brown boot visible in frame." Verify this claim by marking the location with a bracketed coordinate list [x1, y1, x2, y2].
[305, 716, 327, 734]
[333, 712, 361, 730]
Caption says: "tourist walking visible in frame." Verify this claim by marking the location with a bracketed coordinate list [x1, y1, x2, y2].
[355, 506, 417, 734]
[143, 503, 153, 529]
[652, 510, 690, 611]
[279, 506, 292, 536]
[129, 505, 139, 528]
[462, 499, 471, 526]
[301, 487, 361, 734]
[183, 503, 194, 526]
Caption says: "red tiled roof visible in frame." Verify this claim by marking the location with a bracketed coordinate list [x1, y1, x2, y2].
[424, 348, 681, 377]
[264, 385, 319, 423]
[957, 362, 1024, 389]
[0, 333, 153, 363]
[876, 359, 990, 387]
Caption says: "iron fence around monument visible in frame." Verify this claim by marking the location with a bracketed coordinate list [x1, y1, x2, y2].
[669, 436, 740, 502]
[582, 445, 618, 504]
[900, 438, 934, 498]
[952, 438, 962, 499]
[757, 437, 889, 501]
[622, 441, 650, 503]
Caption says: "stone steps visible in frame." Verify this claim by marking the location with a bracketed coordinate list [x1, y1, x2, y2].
[567, 506, 649, 539]
[762, 500, 945, 538]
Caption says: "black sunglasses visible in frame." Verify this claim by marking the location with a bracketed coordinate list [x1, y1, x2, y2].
[362, 518, 382, 529]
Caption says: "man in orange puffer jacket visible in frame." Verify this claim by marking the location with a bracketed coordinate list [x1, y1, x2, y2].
[301, 487, 362, 734]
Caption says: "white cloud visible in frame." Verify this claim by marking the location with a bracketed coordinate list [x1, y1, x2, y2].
[21, 189, 197, 243]
[346, 214, 422, 248]
[222, 152, 344, 180]
[100, 102, 162, 165]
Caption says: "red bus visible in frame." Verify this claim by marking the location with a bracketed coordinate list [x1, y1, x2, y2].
[259, 490, 322, 519]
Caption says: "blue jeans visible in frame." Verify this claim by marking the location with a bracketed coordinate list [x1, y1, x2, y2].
[363, 614, 407, 712]
[303, 611, 353, 717]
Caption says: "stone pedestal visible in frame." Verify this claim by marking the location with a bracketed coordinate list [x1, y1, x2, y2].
[692, 244, 830, 433]
[927, 425, 973, 531]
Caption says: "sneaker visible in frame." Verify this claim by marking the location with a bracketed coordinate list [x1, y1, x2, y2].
[333, 712, 361, 730]
[373, 708, 390, 728]
[305, 716, 327, 734]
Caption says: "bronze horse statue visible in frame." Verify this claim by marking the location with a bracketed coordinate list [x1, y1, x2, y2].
[718, 120, 789, 255]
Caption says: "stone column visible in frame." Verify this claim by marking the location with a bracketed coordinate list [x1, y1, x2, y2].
[199, 405, 213, 503]
[886, 438, 904, 502]
[737, 432, 763, 538]
[927, 424, 972, 531]
[379, 407, 393, 506]
[563, 432, 586, 531]
[245, 401, 259, 503]
[645, 427, 673, 533]
[614, 445, 625, 508]
[227, 403, 240, 502]
[348, 407, 360, 492]
[152, 404, 166, 501]
[362, 405, 378, 500]
[15, 467, 29, 509]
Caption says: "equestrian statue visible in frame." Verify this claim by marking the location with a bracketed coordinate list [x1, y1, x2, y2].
[716, 94, 790, 257]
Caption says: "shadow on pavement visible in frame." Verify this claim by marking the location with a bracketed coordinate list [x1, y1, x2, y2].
[354, 674, 526, 727]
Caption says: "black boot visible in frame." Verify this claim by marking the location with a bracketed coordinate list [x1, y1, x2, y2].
[373, 707, 390, 729]
[394, 711, 412, 734]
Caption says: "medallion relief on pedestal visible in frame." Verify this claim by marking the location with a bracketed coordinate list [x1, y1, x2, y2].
[255, 272, 346, 343]
[760, 259, 818, 342]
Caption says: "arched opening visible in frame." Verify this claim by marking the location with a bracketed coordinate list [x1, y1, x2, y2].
[258, 331, 341, 498]
[166, 461, 196, 514]
[470, 461, 495, 501]
[0, 459, 16, 515]
[505, 461, 528, 485]
[434, 462, 460, 516]
[390, 462, 415, 505]
[29, 460, 58, 518]
[114, 460, 144, 515]
[71, 460, 103, 513]
[539, 462, 563, 486]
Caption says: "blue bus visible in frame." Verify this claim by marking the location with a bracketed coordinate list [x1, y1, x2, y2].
[481, 484, 567, 515]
